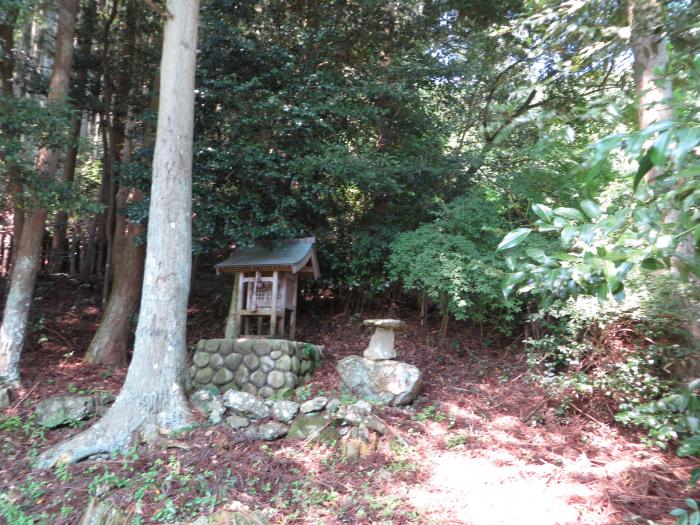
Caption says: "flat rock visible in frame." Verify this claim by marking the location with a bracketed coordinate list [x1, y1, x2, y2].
[269, 400, 299, 423]
[190, 509, 269, 525]
[35, 395, 95, 428]
[287, 414, 335, 441]
[337, 356, 421, 406]
[244, 421, 288, 441]
[222, 391, 270, 419]
[363, 319, 405, 331]
[226, 415, 250, 430]
[300, 396, 328, 414]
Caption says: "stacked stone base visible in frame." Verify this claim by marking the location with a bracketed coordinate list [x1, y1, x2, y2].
[190, 338, 322, 398]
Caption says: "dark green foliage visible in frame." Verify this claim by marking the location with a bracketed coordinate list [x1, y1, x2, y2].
[388, 193, 521, 329]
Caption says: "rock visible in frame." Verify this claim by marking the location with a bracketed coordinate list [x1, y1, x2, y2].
[276, 355, 292, 372]
[269, 400, 299, 423]
[335, 404, 388, 434]
[234, 366, 250, 386]
[283, 372, 296, 389]
[291, 356, 300, 373]
[190, 389, 225, 423]
[224, 353, 243, 371]
[193, 351, 210, 368]
[253, 340, 271, 356]
[222, 391, 270, 419]
[363, 328, 397, 360]
[241, 384, 258, 397]
[340, 424, 378, 459]
[258, 387, 274, 399]
[219, 340, 236, 356]
[226, 415, 250, 430]
[194, 368, 215, 384]
[250, 370, 266, 388]
[287, 414, 337, 442]
[267, 371, 285, 389]
[205, 339, 222, 352]
[79, 497, 128, 525]
[363, 319, 406, 330]
[209, 354, 225, 370]
[259, 356, 275, 373]
[244, 421, 288, 441]
[325, 398, 341, 414]
[35, 395, 95, 428]
[270, 350, 282, 359]
[0, 386, 11, 409]
[337, 356, 421, 406]
[243, 354, 259, 371]
[300, 396, 328, 414]
[212, 368, 235, 386]
[208, 397, 226, 425]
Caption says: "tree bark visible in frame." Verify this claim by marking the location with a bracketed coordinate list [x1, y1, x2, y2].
[36, 0, 200, 467]
[84, 187, 145, 366]
[0, 0, 78, 387]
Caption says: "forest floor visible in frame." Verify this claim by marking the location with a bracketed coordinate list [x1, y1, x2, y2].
[1, 274, 698, 524]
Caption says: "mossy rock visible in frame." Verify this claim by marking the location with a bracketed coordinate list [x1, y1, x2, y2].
[287, 414, 339, 443]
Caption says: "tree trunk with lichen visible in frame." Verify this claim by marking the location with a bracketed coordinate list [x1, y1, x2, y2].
[0, 0, 78, 387]
[35, 0, 200, 467]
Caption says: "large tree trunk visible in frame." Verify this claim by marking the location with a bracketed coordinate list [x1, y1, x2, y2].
[35, 0, 200, 467]
[0, 0, 78, 387]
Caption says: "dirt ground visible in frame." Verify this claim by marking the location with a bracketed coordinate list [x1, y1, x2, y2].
[1, 275, 698, 524]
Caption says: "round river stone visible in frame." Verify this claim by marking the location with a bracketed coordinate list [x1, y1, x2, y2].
[244, 353, 259, 371]
[212, 368, 234, 386]
[209, 354, 224, 370]
[277, 355, 292, 372]
[193, 352, 210, 368]
[194, 367, 214, 384]
[250, 370, 267, 388]
[259, 355, 275, 373]
[234, 366, 250, 386]
[224, 353, 242, 371]
[267, 371, 285, 389]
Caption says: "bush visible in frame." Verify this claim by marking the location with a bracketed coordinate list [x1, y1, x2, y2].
[524, 271, 699, 442]
[388, 193, 522, 332]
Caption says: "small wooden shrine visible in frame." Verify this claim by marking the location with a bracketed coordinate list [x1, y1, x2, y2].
[215, 237, 320, 339]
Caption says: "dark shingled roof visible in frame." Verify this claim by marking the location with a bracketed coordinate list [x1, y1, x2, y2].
[214, 237, 319, 277]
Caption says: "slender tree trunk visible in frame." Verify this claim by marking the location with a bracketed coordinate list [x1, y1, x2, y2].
[85, 187, 145, 366]
[0, 0, 78, 387]
[36, 0, 200, 467]
[48, 116, 81, 273]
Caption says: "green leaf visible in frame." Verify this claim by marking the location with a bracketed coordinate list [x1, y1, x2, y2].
[634, 149, 654, 190]
[687, 500, 699, 511]
[675, 127, 700, 162]
[580, 199, 601, 219]
[689, 511, 699, 525]
[532, 203, 554, 223]
[505, 255, 517, 271]
[554, 207, 585, 222]
[497, 228, 531, 251]
[561, 225, 576, 247]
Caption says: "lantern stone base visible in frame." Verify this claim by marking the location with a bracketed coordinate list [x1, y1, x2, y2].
[190, 338, 323, 398]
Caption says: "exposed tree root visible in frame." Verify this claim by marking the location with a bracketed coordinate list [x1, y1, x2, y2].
[34, 388, 193, 468]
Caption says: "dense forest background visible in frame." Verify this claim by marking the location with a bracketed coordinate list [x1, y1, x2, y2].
[1, 0, 700, 523]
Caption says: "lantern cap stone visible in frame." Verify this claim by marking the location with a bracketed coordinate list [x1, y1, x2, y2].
[362, 319, 405, 331]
